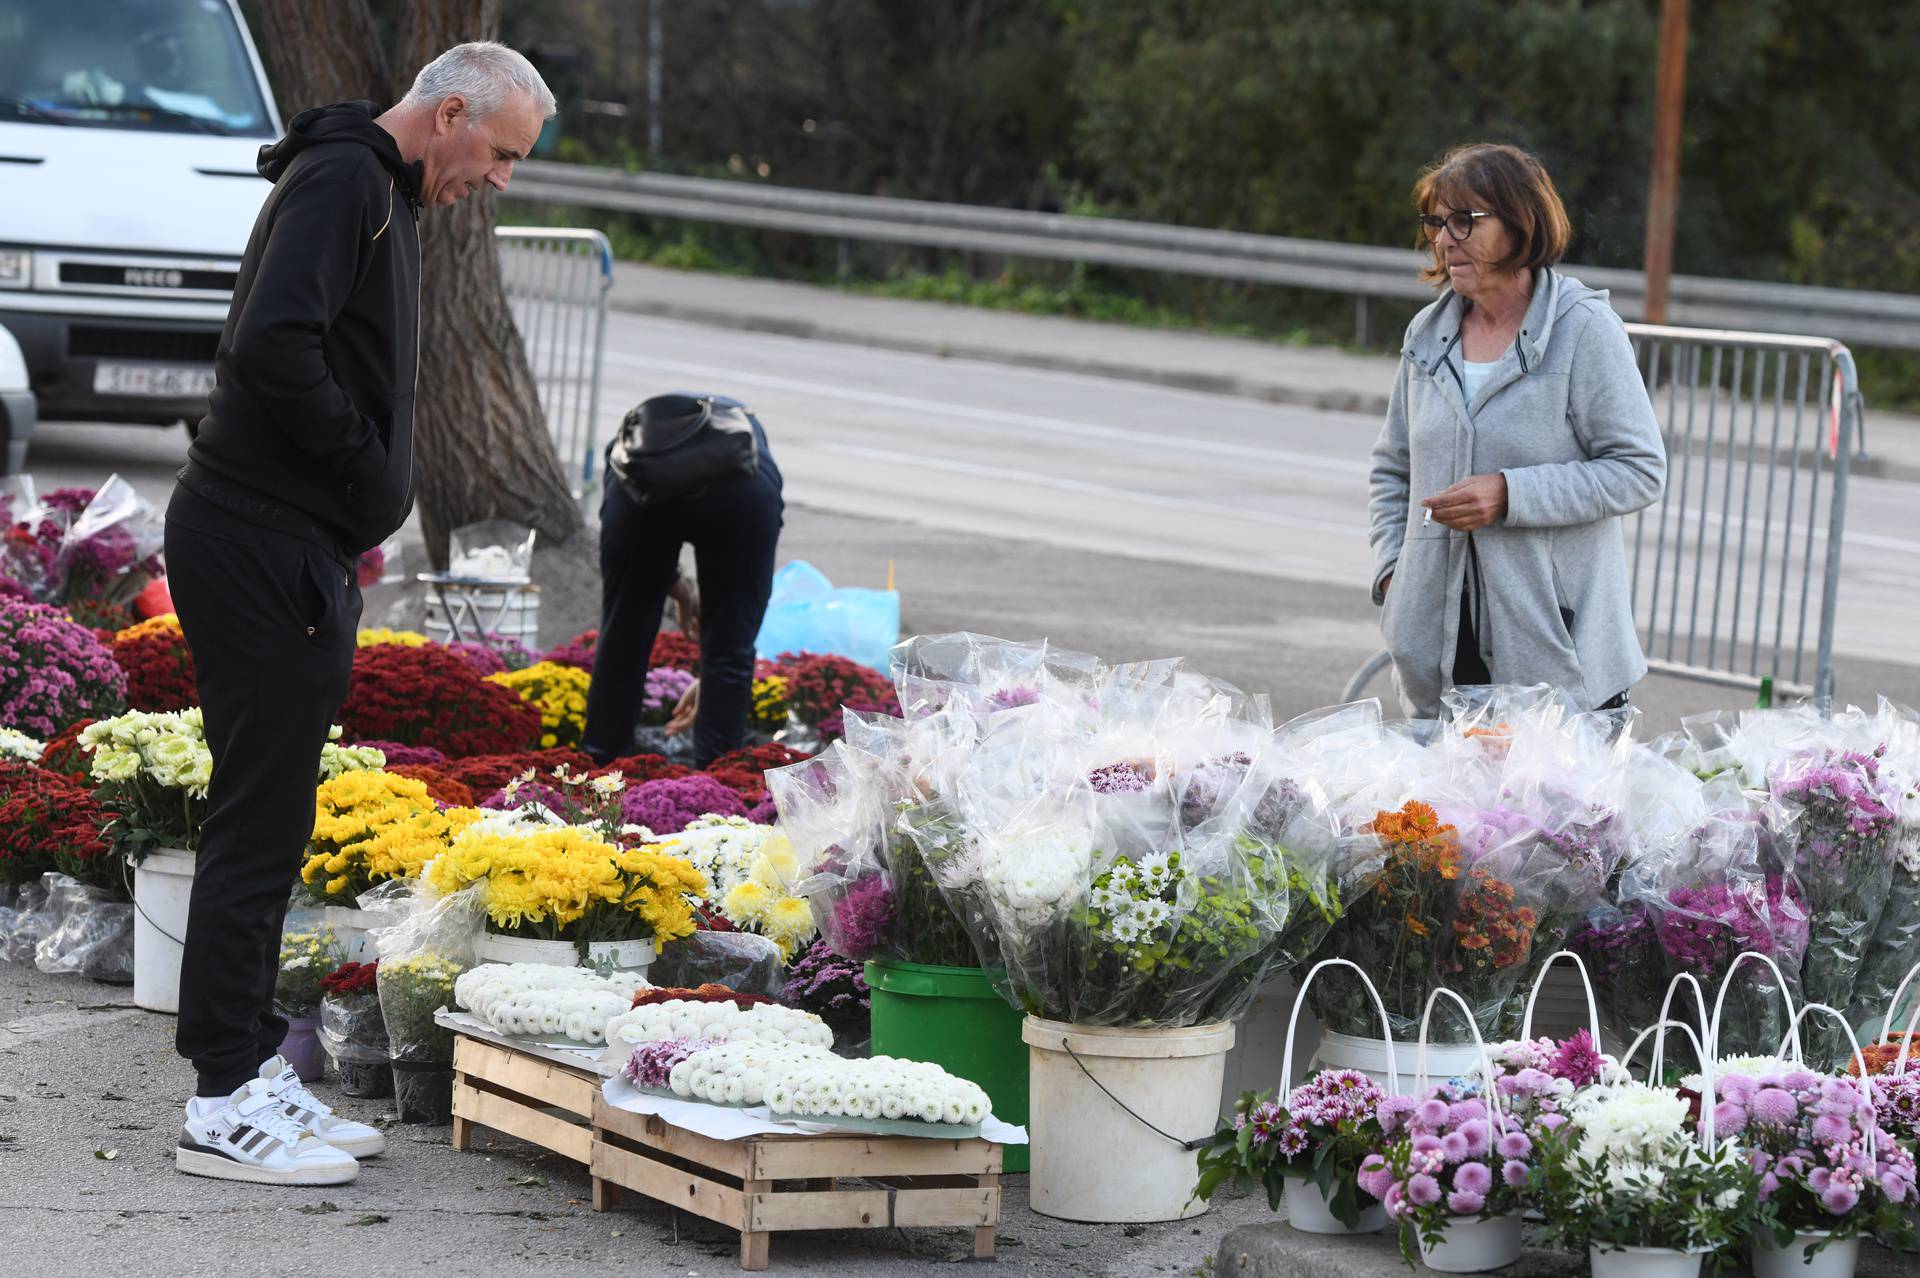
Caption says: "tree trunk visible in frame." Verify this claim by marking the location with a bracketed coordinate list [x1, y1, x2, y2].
[251, 0, 585, 566]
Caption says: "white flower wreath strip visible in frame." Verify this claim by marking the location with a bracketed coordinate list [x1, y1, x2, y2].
[660, 1041, 991, 1126]
[454, 962, 650, 1045]
[604, 998, 835, 1050]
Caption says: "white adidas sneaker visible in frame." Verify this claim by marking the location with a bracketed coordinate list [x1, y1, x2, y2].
[259, 1056, 387, 1158]
[177, 1078, 360, 1185]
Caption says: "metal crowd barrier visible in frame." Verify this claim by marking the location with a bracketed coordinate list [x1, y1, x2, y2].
[1342, 324, 1863, 706]
[493, 226, 613, 501]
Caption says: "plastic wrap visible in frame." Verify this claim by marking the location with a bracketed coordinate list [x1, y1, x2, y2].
[448, 519, 535, 580]
[1764, 739, 1899, 1063]
[371, 882, 484, 1064]
[1626, 806, 1808, 1056]
[1194, 761, 1343, 1022]
[319, 990, 389, 1063]
[31, 873, 133, 983]
[766, 744, 894, 960]
[54, 474, 167, 608]
[0, 875, 54, 964]
[648, 929, 785, 996]
[1843, 700, 1920, 1037]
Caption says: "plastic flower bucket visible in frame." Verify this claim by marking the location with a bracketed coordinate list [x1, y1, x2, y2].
[132, 847, 194, 1013]
[474, 933, 654, 974]
[277, 1015, 325, 1082]
[1418, 1212, 1524, 1273]
[865, 959, 1029, 1172]
[1287, 1177, 1386, 1235]
[1310, 1030, 1482, 1096]
[1752, 1232, 1858, 1278]
[1022, 1015, 1235, 1223]
[1589, 1245, 1705, 1278]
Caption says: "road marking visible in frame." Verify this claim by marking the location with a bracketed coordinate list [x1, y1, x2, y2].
[596, 350, 1373, 476]
[2, 1007, 145, 1044]
[815, 441, 1373, 537]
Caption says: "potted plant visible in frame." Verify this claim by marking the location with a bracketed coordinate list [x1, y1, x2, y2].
[1360, 1080, 1536, 1272]
[377, 949, 465, 1123]
[1711, 1065, 1919, 1278]
[1194, 1070, 1389, 1234]
[423, 820, 705, 972]
[1534, 1081, 1752, 1278]
[274, 924, 342, 1081]
[82, 710, 382, 1011]
[318, 960, 390, 1098]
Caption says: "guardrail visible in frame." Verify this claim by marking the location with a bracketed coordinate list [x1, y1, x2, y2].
[502, 160, 1920, 352]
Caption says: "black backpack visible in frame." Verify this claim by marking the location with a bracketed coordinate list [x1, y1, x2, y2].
[607, 393, 758, 504]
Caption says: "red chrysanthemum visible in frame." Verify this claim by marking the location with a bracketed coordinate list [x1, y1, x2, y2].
[436, 748, 596, 796]
[595, 753, 692, 785]
[651, 631, 701, 675]
[37, 717, 97, 784]
[777, 652, 900, 727]
[338, 643, 541, 757]
[111, 627, 197, 711]
[0, 761, 115, 890]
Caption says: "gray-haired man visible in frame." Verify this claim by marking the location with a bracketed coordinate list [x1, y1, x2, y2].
[167, 42, 550, 1186]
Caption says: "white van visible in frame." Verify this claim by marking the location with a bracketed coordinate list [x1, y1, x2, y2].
[0, 0, 277, 427]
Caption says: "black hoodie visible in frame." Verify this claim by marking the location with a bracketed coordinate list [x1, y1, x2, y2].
[182, 102, 423, 557]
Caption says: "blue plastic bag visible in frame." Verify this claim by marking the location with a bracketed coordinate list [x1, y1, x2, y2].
[754, 560, 900, 674]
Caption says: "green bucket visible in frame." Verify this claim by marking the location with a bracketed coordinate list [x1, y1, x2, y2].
[864, 958, 1030, 1173]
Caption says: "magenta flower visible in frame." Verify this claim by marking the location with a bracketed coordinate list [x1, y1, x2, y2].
[1447, 1189, 1485, 1216]
[1379, 1095, 1417, 1132]
[1416, 1098, 1450, 1126]
[1810, 1114, 1850, 1146]
[1547, 1028, 1605, 1087]
[1440, 1131, 1471, 1163]
[1821, 1183, 1859, 1214]
[1407, 1174, 1441, 1207]
[1714, 1101, 1748, 1132]
[1502, 1159, 1530, 1188]
[1496, 1130, 1531, 1160]
[826, 874, 894, 959]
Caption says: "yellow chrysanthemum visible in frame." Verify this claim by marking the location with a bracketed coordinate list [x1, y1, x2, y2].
[485, 662, 593, 750]
[356, 627, 430, 647]
[114, 613, 183, 643]
[723, 879, 774, 923]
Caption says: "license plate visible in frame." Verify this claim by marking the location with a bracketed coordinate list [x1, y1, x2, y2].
[93, 363, 216, 398]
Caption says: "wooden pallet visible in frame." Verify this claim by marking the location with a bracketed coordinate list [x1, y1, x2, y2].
[449, 1034, 598, 1166]
[591, 1091, 1002, 1270]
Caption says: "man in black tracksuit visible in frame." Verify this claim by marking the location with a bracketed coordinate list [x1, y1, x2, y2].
[165, 43, 550, 1186]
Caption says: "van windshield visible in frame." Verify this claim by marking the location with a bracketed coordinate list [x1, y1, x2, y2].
[0, 0, 273, 137]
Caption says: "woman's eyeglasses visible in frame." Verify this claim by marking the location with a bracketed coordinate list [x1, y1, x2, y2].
[1418, 210, 1495, 241]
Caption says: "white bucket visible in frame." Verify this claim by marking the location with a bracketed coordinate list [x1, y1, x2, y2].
[1752, 1232, 1858, 1278]
[317, 905, 392, 964]
[1590, 1245, 1705, 1278]
[1022, 1015, 1236, 1223]
[1312, 1029, 1482, 1095]
[1418, 1212, 1524, 1273]
[1287, 1177, 1386, 1235]
[474, 932, 655, 973]
[133, 847, 194, 1014]
[424, 584, 540, 648]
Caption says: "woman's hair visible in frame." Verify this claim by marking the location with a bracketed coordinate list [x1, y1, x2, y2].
[1412, 143, 1571, 286]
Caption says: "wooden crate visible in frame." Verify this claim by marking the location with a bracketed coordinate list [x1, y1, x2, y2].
[590, 1092, 1002, 1270]
[449, 1034, 598, 1166]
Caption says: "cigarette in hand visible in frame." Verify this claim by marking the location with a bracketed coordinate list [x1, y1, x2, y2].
[1422, 508, 1433, 527]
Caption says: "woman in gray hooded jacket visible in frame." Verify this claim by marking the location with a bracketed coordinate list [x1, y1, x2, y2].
[1369, 142, 1667, 719]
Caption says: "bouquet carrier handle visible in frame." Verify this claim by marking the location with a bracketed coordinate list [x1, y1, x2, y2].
[1412, 987, 1504, 1125]
[1880, 960, 1920, 1054]
[1518, 949, 1601, 1046]
[1773, 1001, 1878, 1161]
[1615, 1017, 1720, 1149]
[1707, 949, 1803, 1063]
[1895, 991, 1920, 1078]
[1281, 957, 1400, 1095]
[1651, 973, 1710, 1082]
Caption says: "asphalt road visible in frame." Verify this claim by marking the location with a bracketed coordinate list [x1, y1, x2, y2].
[20, 306, 1920, 729]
